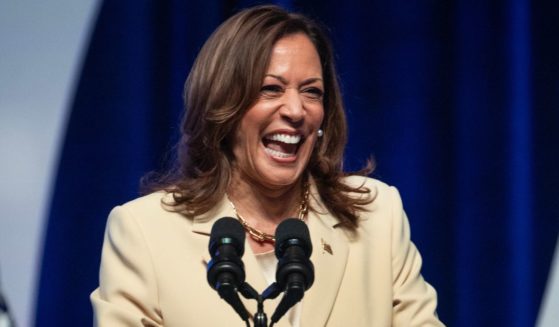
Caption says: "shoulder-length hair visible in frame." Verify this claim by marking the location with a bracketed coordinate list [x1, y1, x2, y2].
[145, 5, 373, 230]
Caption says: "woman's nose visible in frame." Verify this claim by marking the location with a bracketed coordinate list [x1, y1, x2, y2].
[280, 89, 304, 123]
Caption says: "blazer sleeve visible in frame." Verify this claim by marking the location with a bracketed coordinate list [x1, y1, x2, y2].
[90, 206, 163, 327]
[389, 186, 445, 326]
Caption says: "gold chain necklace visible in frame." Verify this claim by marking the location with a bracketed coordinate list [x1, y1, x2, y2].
[227, 184, 310, 243]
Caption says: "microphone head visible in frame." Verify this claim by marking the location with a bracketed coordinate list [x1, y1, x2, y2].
[209, 217, 245, 257]
[275, 218, 312, 258]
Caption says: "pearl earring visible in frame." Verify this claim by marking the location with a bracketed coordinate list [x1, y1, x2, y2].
[317, 129, 324, 137]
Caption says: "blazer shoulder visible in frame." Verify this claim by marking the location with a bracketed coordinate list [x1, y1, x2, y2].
[120, 191, 177, 210]
[339, 175, 404, 228]
[110, 191, 185, 228]
[342, 175, 400, 204]
[342, 175, 393, 190]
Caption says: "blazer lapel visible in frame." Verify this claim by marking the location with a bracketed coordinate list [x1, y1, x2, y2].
[300, 192, 349, 327]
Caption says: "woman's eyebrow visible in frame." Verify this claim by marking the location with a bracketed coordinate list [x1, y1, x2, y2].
[265, 74, 288, 84]
[265, 74, 323, 85]
[300, 77, 324, 86]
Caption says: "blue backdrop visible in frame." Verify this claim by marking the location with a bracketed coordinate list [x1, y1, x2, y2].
[36, 1, 559, 326]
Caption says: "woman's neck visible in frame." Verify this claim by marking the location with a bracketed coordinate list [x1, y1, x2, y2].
[227, 176, 303, 223]
[227, 173, 306, 254]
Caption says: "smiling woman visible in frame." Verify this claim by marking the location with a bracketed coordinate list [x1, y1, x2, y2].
[230, 33, 326, 254]
[91, 5, 444, 326]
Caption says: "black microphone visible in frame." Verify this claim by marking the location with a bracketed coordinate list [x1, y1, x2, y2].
[207, 217, 250, 323]
[270, 218, 314, 324]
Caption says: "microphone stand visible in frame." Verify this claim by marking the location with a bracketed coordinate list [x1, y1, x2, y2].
[225, 275, 307, 327]
[237, 281, 295, 327]
[238, 282, 268, 327]
[262, 282, 305, 327]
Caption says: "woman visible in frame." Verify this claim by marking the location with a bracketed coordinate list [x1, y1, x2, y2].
[91, 5, 443, 326]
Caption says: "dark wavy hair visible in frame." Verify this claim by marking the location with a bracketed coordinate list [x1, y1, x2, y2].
[144, 5, 373, 230]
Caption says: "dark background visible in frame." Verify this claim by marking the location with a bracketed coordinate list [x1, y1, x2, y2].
[35, 1, 559, 326]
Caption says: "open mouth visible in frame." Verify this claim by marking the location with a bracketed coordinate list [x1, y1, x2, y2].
[262, 133, 303, 159]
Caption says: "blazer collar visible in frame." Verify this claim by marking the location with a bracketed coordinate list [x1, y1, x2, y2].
[300, 184, 349, 326]
[191, 183, 349, 327]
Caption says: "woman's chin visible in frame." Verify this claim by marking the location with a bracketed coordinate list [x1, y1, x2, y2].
[249, 148, 310, 189]
[256, 169, 304, 190]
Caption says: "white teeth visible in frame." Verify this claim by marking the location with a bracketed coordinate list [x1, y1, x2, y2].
[264, 147, 294, 158]
[265, 133, 301, 144]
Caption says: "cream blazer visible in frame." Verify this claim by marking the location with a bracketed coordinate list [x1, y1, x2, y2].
[91, 176, 444, 326]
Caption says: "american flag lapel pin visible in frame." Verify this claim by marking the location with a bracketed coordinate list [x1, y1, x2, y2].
[321, 238, 333, 255]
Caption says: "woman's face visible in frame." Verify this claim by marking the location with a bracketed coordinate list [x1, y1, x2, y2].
[232, 33, 324, 190]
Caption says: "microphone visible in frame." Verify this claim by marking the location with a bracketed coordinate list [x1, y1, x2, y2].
[207, 217, 250, 323]
[270, 218, 314, 324]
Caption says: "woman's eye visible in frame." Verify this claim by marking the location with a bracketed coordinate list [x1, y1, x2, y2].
[304, 87, 324, 100]
[260, 85, 283, 95]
